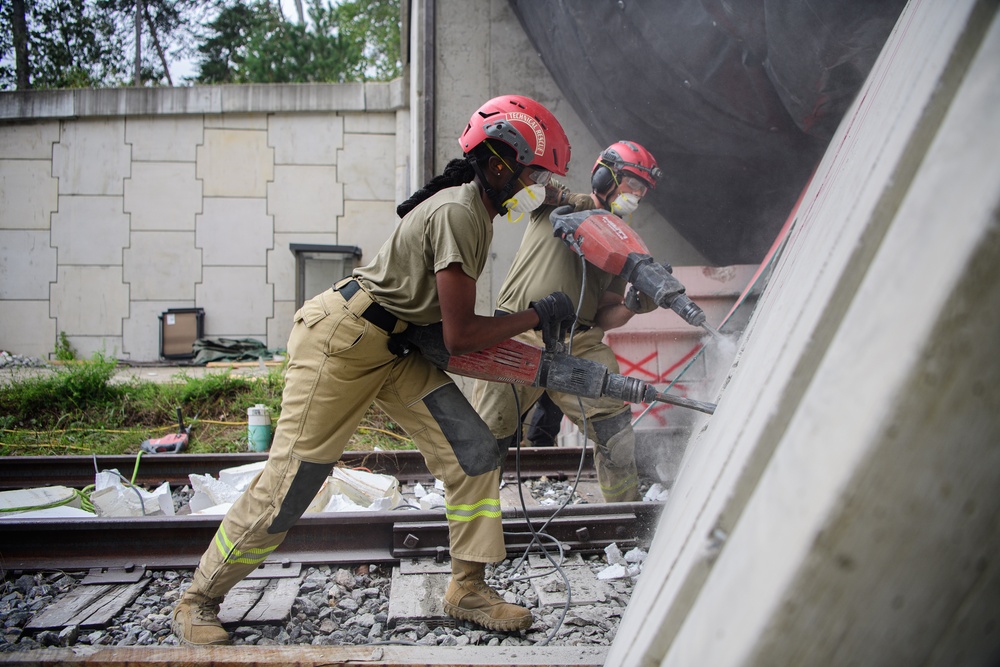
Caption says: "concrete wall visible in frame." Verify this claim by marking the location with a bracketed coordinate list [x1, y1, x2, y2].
[607, 0, 1000, 664]
[0, 83, 406, 361]
[427, 0, 707, 315]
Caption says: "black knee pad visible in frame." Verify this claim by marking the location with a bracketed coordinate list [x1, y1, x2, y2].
[268, 460, 334, 534]
[424, 384, 503, 476]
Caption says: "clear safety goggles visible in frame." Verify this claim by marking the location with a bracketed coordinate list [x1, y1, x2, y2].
[619, 175, 649, 197]
[524, 167, 552, 186]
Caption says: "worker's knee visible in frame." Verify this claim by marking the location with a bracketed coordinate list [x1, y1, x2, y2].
[592, 411, 635, 468]
[424, 384, 504, 477]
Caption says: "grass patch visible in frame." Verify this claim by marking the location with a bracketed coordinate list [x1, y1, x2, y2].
[0, 357, 413, 456]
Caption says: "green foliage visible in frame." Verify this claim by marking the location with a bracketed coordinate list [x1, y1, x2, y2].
[193, 0, 400, 84]
[0, 362, 409, 455]
[54, 332, 77, 362]
[1, 0, 207, 89]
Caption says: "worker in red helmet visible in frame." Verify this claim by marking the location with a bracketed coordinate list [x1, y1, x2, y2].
[473, 140, 662, 503]
[172, 95, 576, 645]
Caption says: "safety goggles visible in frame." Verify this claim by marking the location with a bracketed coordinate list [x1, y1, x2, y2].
[619, 175, 649, 197]
[524, 167, 552, 186]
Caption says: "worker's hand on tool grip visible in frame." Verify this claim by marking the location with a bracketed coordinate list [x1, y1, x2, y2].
[543, 182, 571, 206]
[530, 291, 576, 332]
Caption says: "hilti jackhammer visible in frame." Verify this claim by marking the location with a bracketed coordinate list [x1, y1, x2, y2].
[399, 322, 717, 415]
[549, 205, 709, 330]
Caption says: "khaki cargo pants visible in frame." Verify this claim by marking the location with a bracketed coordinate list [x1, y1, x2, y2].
[472, 327, 640, 503]
[191, 285, 506, 600]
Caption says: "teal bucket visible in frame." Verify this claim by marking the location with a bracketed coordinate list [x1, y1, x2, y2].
[247, 404, 273, 452]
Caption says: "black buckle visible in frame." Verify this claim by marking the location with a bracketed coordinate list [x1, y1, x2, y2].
[337, 280, 398, 333]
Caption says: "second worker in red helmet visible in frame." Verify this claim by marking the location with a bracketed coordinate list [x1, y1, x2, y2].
[473, 140, 663, 503]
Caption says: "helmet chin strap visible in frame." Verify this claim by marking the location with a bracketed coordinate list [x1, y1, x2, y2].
[471, 156, 524, 215]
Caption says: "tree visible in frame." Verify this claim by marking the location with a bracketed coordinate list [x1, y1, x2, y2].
[192, 0, 400, 85]
[0, 0, 204, 90]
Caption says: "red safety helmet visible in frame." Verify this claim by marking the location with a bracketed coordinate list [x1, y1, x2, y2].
[459, 95, 571, 176]
[591, 140, 661, 193]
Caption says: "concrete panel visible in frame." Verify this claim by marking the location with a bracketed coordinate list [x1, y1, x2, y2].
[123, 300, 197, 361]
[268, 165, 341, 233]
[219, 83, 366, 114]
[268, 113, 342, 165]
[434, 0, 491, 174]
[50, 265, 129, 336]
[196, 128, 274, 197]
[51, 195, 130, 266]
[196, 198, 272, 267]
[52, 119, 130, 196]
[62, 334, 124, 360]
[204, 114, 268, 130]
[338, 133, 395, 201]
[0, 300, 55, 359]
[268, 300, 296, 351]
[269, 232, 339, 301]
[124, 161, 202, 231]
[0, 160, 58, 229]
[606, 1, 995, 665]
[0, 230, 57, 299]
[665, 10, 1000, 666]
[196, 266, 272, 337]
[126, 116, 204, 161]
[343, 112, 395, 135]
[0, 121, 59, 158]
[123, 231, 202, 300]
[338, 200, 395, 259]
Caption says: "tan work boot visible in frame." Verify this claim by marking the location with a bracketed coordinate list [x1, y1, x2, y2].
[443, 558, 532, 632]
[171, 590, 230, 646]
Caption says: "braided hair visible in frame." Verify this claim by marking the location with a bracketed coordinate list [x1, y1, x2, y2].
[396, 140, 517, 218]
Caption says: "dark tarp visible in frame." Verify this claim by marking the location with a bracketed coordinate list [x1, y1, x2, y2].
[509, 0, 906, 265]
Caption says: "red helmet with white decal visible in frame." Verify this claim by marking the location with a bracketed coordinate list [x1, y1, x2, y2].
[459, 95, 571, 176]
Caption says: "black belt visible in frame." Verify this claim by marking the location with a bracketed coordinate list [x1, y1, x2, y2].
[338, 280, 398, 333]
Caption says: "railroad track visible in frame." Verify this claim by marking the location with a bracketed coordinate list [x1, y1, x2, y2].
[0, 449, 664, 571]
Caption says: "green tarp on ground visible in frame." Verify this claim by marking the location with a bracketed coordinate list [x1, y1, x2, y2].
[191, 338, 282, 366]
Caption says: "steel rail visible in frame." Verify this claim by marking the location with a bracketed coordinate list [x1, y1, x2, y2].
[0, 502, 661, 572]
[0, 448, 596, 491]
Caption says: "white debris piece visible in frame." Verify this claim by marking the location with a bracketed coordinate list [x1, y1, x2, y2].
[412, 482, 428, 498]
[188, 463, 404, 515]
[624, 547, 647, 564]
[643, 483, 669, 502]
[604, 542, 627, 566]
[0, 486, 92, 519]
[419, 492, 445, 510]
[597, 563, 628, 580]
[188, 473, 244, 514]
[91, 470, 174, 517]
[218, 460, 266, 491]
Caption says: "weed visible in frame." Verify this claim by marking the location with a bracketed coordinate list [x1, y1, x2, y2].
[54, 331, 77, 361]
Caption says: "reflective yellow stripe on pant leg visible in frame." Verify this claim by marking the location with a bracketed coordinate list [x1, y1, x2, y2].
[213, 525, 278, 566]
[600, 475, 639, 501]
[445, 496, 502, 522]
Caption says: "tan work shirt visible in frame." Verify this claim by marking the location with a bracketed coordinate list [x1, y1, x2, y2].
[496, 196, 627, 328]
[354, 182, 493, 325]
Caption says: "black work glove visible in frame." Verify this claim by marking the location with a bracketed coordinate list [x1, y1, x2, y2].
[530, 291, 576, 347]
[625, 262, 672, 312]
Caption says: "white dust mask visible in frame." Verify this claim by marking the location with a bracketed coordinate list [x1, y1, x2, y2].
[502, 182, 546, 223]
[610, 192, 641, 216]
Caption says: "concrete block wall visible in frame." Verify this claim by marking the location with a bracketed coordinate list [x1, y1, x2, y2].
[607, 0, 1000, 664]
[0, 82, 405, 361]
